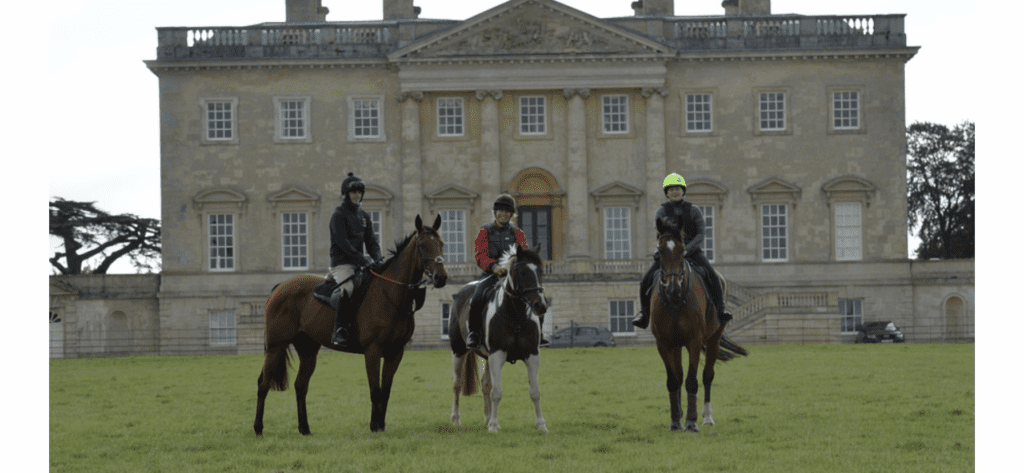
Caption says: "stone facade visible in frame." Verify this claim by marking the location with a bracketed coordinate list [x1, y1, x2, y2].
[47, 0, 974, 358]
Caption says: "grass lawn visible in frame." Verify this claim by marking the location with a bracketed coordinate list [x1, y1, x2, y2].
[50, 343, 974, 472]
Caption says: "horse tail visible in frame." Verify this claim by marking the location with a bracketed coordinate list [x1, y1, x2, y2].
[459, 351, 480, 396]
[260, 341, 292, 391]
[715, 335, 749, 362]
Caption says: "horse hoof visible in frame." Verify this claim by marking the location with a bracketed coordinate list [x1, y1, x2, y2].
[703, 420, 715, 426]
[685, 422, 699, 433]
[670, 422, 683, 431]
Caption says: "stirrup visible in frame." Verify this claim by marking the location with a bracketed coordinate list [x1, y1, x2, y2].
[465, 332, 481, 349]
[540, 336, 550, 347]
[632, 311, 650, 329]
[332, 327, 350, 346]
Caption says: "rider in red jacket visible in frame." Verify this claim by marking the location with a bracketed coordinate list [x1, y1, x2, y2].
[465, 194, 529, 349]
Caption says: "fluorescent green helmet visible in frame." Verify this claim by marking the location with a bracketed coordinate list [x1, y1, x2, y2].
[662, 173, 687, 195]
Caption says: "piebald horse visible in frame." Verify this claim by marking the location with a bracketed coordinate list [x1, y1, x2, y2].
[448, 245, 549, 433]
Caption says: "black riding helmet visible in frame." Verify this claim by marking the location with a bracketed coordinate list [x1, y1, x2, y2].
[341, 172, 366, 200]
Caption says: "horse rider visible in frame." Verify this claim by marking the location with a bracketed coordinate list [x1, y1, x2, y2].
[465, 194, 547, 349]
[632, 173, 733, 329]
[328, 172, 383, 346]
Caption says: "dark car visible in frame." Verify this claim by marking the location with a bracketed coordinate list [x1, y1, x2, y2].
[855, 321, 905, 343]
[548, 325, 616, 348]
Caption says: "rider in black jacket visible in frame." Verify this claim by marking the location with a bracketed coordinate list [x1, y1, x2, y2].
[328, 172, 382, 346]
[632, 173, 733, 329]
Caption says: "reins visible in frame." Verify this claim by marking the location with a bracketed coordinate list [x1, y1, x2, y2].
[369, 232, 443, 308]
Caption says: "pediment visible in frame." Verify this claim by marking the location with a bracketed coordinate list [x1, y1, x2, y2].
[591, 181, 643, 198]
[591, 181, 643, 210]
[423, 183, 477, 212]
[362, 184, 394, 203]
[747, 177, 802, 204]
[389, 0, 673, 62]
[267, 186, 320, 204]
[822, 175, 875, 206]
[194, 188, 247, 210]
[425, 183, 480, 202]
[685, 179, 729, 205]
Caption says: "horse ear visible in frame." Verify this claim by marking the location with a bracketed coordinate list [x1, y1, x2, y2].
[432, 214, 442, 231]
[415, 215, 423, 233]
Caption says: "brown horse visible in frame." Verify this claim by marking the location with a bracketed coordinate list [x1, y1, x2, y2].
[448, 245, 549, 433]
[253, 214, 447, 435]
[650, 216, 747, 432]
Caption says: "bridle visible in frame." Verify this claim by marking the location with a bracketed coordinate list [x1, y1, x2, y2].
[502, 260, 545, 307]
[657, 232, 692, 305]
[371, 232, 444, 290]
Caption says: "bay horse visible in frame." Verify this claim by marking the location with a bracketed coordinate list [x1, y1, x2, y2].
[253, 214, 447, 436]
[650, 216, 747, 432]
[448, 245, 549, 433]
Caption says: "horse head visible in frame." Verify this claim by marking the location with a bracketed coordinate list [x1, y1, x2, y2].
[414, 214, 448, 288]
[656, 216, 687, 307]
[506, 245, 547, 317]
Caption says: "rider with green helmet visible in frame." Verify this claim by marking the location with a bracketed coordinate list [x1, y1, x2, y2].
[632, 173, 733, 328]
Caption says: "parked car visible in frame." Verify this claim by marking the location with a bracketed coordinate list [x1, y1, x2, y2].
[548, 325, 616, 348]
[855, 321, 905, 343]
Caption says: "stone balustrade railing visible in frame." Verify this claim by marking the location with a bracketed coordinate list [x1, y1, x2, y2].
[153, 14, 908, 62]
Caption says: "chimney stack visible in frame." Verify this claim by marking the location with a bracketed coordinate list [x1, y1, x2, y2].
[286, 0, 328, 22]
[722, 0, 771, 15]
[631, 0, 675, 16]
[384, 0, 420, 19]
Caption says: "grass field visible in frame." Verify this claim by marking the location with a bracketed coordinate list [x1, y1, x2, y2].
[50, 343, 974, 472]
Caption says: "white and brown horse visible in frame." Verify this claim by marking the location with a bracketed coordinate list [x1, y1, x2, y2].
[448, 245, 549, 433]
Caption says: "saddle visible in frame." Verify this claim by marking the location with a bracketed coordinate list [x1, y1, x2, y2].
[312, 269, 368, 312]
[312, 268, 428, 314]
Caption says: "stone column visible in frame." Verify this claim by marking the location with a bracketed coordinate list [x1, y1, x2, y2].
[563, 88, 591, 260]
[476, 90, 503, 226]
[398, 91, 424, 233]
[643, 87, 670, 253]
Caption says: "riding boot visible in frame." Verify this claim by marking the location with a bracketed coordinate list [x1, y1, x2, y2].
[332, 300, 353, 346]
[465, 310, 482, 349]
[718, 301, 733, 325]
[632, 259, 658, 329]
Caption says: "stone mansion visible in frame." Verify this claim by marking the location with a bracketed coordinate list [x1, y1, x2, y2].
[48, 0, 973, 357]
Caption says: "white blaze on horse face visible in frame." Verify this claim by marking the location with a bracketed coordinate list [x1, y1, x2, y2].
[666, 240, 676, 252]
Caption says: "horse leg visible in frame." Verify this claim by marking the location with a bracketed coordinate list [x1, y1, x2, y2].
[656, 343, 685, 431]
[481, 357, 493, 426]
[702, 325, 725, 427]
[293, 337, 320, 436]
[684, 340, 703, 433]
[525, 354, 548, 433]
[363, 349, 385, 433]
[451, 352, 464, 426]
[376, 348, 406, 433]
[254, 342, 290, 436]
[486, 351, 508, 433]
[254, 372, 269, 436]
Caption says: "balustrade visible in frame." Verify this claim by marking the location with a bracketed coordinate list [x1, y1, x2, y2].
[154, 14, 906, 62]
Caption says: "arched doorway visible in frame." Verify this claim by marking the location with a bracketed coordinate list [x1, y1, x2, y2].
[509, 168, 565, 260]
[943, 296, 966, 341]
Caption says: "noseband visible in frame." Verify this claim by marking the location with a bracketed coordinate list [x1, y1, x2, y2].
[372, 233, 444, 289]
[503, 262, 544, 307]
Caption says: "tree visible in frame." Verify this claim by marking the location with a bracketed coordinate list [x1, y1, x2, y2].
[906, 121, 974, 259]
[49, 198, 161, 274]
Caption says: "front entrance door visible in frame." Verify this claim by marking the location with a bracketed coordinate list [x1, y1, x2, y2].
[518, 206, 552, 260]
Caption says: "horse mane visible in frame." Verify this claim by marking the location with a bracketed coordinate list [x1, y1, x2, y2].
[375, 224, 441, 274]
[495, 245, 543, 274]
[375, 233, 416, 274]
